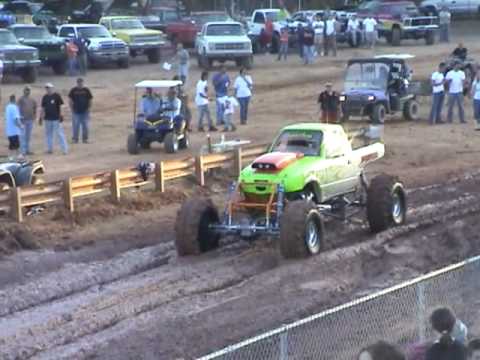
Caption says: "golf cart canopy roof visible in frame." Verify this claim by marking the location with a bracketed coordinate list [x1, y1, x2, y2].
[135, 80, 183, 89]
[374, 54, 415, 60]
[348, 55, 414, 66]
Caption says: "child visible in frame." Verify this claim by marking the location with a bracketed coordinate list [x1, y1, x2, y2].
[220, 90, 239, 132]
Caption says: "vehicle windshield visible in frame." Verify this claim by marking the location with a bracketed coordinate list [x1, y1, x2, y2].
[271, 130, 323, 156]
[0, 31, 19, 45]
[206, 23, 243, 36]
[345, 62, 389, 91]
[264, 11, 279, 21]
[111, 19, 144, 29]
[357, 1, 379, 10]
[78, 26, 111, 38]
[13, 26, 52, 39]
[191, 13, 230, 25]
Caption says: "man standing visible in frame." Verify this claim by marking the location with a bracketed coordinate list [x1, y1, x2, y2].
[18, 86, 37, 155]
[5, 95, 23, 157]
[363, 15, 377, 49]
[429, 63, 446, 125]
[66, 39, 79, 76]
[212, 66, 230, 126]
[324, 14, 337, 57]
[195, 71, 217, 132]
[69, 78, 93, 144]
[439, 7, 451, 43]
[74, 35, 88, 75]
[277, 26, 289, 61]
[297, 23, 305, 60]
[303, 23, 315, 65]
[347, 14, 360, 47]
[234, 67, 253, 124]
[318, 83, 339, 123]
[40, 83, 68, 155]
[446, 62, 466, 124]
[176, 43, 190, 85]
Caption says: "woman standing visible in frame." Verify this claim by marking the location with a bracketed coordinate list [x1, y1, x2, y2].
[471, 69, 480, 131]
[234, 68, 253, 125]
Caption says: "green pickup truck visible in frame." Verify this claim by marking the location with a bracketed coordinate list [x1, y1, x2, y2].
[10, 24, 68, 75]
[99, 16, 165, 63]
[0, 28, 40, 83]
[175, 123, 407, 259]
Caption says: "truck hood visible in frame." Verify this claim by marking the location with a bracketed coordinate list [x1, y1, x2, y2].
[113, 28, 162, 36]
[344, 88, 387, 99]
[251, 152, 303, 172]
[21, 38, 64, 46]
[0, 44, 37, 52]
[203, 35, 250, 42]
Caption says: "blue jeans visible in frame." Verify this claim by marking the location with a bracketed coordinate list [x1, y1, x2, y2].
[303, 45, 315, 64]
[429, 92, 444, 124]
[278, 42, 288, 60]
[72, 112, 90, 142]
[447, 93, 465, 123]
[238, 97, 250, 124]
[178, 64, 189, 84]
[223, 113, 234, 130]
[440, 24, 450, 43]
[68, 58, 78, 76]
[45, 120, 68, 154]
[197, 104, 213, 128]
[21, 119, 34, 154]
[216, 97, 225, 125]
[474, 99, 480, 124]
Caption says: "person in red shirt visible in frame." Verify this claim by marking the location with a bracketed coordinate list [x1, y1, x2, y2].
[65, 39, 79, 76]
[317, 83, 339, 123]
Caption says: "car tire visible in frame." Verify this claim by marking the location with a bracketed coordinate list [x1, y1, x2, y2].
[52, 60, 67, 75]
[175, 198, 220, 256]
[403, 99, 419, 121]
[371, 103, 386, 124]
[117, 57, 130, 69]
[21, 67, 37, 83]
[164, 132, 178, 153]
[425, 30, 436, 45]
[367, 174, 406, 233]
[279, 200, 324, 259]
[127, 133, 139, 155]
[178, 131, 189, 149]
[391, 27, 401, 46]
[147, 48, 161, 64]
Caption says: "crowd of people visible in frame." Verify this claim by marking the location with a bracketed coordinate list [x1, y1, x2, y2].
[358, 307, 478, 360]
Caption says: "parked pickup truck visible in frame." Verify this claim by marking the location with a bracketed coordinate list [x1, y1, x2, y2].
[10, 24, 68, 74]
[246, 8, 288, 53]
[99, 16, 165, 63]
[58, 23, 130, 68]
[420, 0, 480, 16]
[195, 21, 253, 69]
[0, 28, 40, 82]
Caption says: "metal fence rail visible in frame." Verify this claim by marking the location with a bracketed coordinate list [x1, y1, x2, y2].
[198, 254, 480, 360]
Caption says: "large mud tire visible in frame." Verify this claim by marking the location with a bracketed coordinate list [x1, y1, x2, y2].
[367, 174, 406, 233]
[425, 30, 436, 45]
[175, 198, 220, 256]
[391, 27, 401, 46]
[127, 133, 139, 155]
[164, 132, 178, 153]
[279, 200, 324, 259]
[371, 103, 386, 124]
[147, 48, 161, 63]
[21, 67, 37, 83]
[403, 99, 419, 121]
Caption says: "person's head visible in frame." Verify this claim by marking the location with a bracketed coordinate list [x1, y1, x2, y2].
[145, 87, 153, 97]
[77, 77, 84, 88]
[326, 82, 333, 92]
[45, 83, 54, 95]
[220, 65, 227, 75]
[358, 341, 405, 360]
[439, 62, 446, 72]
[454, 61, 462, 71]
[23, 86, 31, 97]
[9, 94, 15, 103]
[468, 339, 480, 360]
[177, 43, 183, 51]
[201, 71, 209, 81]
[352, 14, 357, 19]
[167, 87, 176, 99]
[458, 42, 464, 48]
[431, 307, 456, 345]
[239, 67, 246, 76]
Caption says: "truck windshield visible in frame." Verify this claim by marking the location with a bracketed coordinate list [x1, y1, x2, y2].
[206, 24, 243, 36]
[111, 19, 144, 30]
[78, 26, 111, 38]
[13, 27, 52, 39]
[345, 62, 389, 91]
[271, 130, 323, 156]
[0, 31, 19, 45]
[191, 13, 230, 26]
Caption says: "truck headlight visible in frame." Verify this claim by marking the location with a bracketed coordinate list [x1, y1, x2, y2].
[339, 95, 346, 102]
[367, 95, 375, 101]
[89, 44, 100, 51]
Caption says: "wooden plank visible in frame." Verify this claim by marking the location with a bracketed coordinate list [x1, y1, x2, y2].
[234, 147, 243, 176]
[163, 159, 194, 172]
[72, 187, 106, 198]
[64, 178, 74, 213]
[12, 187, 22, 223]
[119, 181, 151, 190]
[202, 152, 234, 165]
[71, 176, 111, 190]
[111, 170, 121, 203]
[155, 162, 165, 192]
[195, 155, 205, 186]
[20, 182, 64, 197]
[21, 195, 63, 207]
[164, 170, 195, 181]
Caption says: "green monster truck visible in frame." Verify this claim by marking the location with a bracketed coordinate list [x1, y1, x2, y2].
[175, 123, 407, 259]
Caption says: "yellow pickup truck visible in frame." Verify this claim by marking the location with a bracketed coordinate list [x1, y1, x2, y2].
[99, 16, 165, 63]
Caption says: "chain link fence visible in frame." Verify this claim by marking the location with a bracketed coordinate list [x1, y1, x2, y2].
[198, 255, 480, 360]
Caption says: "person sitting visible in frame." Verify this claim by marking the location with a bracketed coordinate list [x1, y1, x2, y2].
[141, 88, 161, 118]
[452, 42, 468, 61]
[162, 88, 184, 130]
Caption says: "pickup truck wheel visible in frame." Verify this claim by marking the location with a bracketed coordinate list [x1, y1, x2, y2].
[147, 48, 161, 63]
[391, 27, 401, 46]
[21, 67, 37, 83]
[279, 200, 324, 259]
[403, 99, 419, 121]
[164, 132, 178, 153]
[117, 57, 130, 69]
[127, 133, 139, 155]
[175, 198, 220, 256]
[367, 174, 406, 233]
[425, 30, 435, 45]
[52, 60, 67, 75]
[371, 103, 386, 124]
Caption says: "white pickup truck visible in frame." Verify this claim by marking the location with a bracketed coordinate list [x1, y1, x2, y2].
[195, 21, 253, 69]
[246, 8, 287, 53]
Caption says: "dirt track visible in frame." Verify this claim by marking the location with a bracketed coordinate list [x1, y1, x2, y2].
[0, 20, 480, 359]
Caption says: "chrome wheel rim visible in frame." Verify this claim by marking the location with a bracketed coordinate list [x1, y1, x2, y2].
[392, 192, 404, 224]
[305, 219, 320, 254]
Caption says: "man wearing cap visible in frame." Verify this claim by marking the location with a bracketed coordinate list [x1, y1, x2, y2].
[40, 83, 68, 155]
[18, 86, 37, 155]
[318, 83, 340, 123]
[68, 78, 93, 144]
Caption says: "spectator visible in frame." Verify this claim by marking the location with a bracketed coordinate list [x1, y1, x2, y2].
[4, 94, 23, 157]
[39, 83, 68, 155]
[425, 307, 467, 360]
[468, 339, 480, 360]
[452, 317, 469, 345]
[265, 17, 274, 52]
[303, 23, 315, 65]
[358, 341, 406, 360]
[297, 23, 305, 59]
[429, 62, 446, 125]
[439, 7, 451, 43]
[173, 75, 192, 131]
[195, 71, 217, 132]
[141, 87, 161, 117]
[313, 14, 324, 56]
[471, 69, 480, 130]
[318, 83, 339, 123]
[219, 89, 239, 132]
[212, 65, 230, 126]
[66, 39, 79, 76]
[69, 78, 93, 144]
[347, 14, 360, 47]
[176, 43, 190, 85]
[74, 35, 88, 75]
[324, 14, 337, 57]
[18, 86, 37, 155]
[162, 87, 182, 121]
[234, 67, 253, 125]
[452, 42, 468, 61]
[446, 61, 466, 123]
[363, 15, 377, 49]
[277, 27, 289, 61]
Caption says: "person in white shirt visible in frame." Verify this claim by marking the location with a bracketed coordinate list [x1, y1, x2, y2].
[429, 62, 446, 125]
[219, 90, 239, 132]
[363, 16, 377, 49]
[233, 68, 253, 125]
[4, 94, 23, 156]
[445, 62, 466, 123]
[195, 71, 217, 132]
[347, 15, 360, 47]
[324, 14, 337, 57]
[471, 69, 480, 130]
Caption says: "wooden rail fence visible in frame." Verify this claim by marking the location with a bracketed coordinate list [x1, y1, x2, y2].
[0, 144, 268, 223]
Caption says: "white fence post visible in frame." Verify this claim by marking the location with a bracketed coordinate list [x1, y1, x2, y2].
[416, 282, 426, 341]
[279, 326, 288, 360]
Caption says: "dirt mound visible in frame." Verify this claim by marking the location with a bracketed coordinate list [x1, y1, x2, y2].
[0, 225, 39, 256]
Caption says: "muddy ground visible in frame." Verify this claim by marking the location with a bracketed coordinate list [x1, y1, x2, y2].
[0, 20, 479, 359]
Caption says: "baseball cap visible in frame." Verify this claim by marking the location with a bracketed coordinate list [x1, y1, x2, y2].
[45, 82, 54, 88]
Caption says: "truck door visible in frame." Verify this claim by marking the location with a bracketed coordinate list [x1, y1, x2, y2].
[251, 11, 265, 36]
